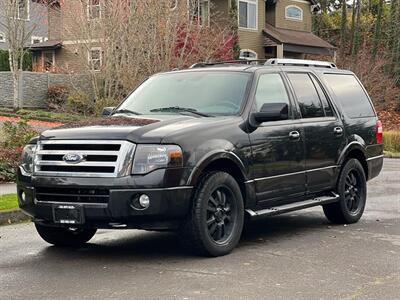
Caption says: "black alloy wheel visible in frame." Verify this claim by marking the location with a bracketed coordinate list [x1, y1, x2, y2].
[323, 158, 367, 224]
[180, 171, 244, 256]
[206, 186, 238, 244]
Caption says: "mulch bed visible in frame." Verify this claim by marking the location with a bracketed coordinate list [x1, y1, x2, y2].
[0, 116, 63, 128]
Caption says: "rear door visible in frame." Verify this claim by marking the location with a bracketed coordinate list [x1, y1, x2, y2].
[286, 72, 346, 193]
[248, 71, 306, 205]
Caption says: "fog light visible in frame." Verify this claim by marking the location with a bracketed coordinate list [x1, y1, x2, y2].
[139, 194, 150, 208]
[20, 191, 26, 202]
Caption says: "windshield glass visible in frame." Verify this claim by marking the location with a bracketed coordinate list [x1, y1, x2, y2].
[118, 71, 251, 115]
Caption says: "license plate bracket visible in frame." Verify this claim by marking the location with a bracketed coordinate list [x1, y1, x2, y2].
[53, 204, 84, 225]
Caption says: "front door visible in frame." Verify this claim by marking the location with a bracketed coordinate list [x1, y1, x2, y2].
[285, 72, 346, 192]
[248, 72, 306, 205]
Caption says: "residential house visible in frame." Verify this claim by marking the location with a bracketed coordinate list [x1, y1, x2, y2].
[0, 0, 48, 51]
[29, 0, 335, 73]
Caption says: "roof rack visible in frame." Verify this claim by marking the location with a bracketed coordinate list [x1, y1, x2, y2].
[265, 58, 337, 69]
[190, 59, 267, 68]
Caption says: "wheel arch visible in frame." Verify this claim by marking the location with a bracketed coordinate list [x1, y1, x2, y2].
[338, 142, 369, 180]
[187, 152, 248, 203]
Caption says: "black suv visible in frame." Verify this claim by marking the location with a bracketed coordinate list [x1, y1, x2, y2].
[17, 58, 383, 256]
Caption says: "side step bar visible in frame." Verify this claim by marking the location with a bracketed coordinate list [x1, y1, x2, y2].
[246, 193, 340, 220]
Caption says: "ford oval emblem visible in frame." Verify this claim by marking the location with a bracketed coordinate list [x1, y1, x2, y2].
[63, 153, 85, 164]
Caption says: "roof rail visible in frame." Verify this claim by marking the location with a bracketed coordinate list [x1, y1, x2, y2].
[265, 58, 337, 69]
[190, 59, 267, 68]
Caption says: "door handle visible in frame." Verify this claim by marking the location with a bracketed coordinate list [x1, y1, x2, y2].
[289, 131, 300, 140]
[333, 127, 343, 135]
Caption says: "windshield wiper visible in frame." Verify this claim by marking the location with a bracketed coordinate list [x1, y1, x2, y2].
[150, 106, 211, 117]
[112, 109, 141, 115]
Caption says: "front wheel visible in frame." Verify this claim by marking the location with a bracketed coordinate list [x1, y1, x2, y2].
[35, 223, 97, 247]
[180, 172, 244, 257]
[323, 158, 367, 224]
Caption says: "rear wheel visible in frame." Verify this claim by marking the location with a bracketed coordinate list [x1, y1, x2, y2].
[323, 158, 367, 224]
[180, 172, 244, 256]
[35, 223, 96, 247]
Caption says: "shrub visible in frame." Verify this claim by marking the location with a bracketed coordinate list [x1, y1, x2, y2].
[93, 97, 120, 116]
[1, 120, 38, 149]
[47, 85, 70, 111]
[0, 120, 38, 182]
[0, 148, 22, 182]
[383, 131, 400, 153]
[67, 92, 94, 116]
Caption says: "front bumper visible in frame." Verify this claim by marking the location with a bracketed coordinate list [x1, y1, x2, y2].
[17, 167, 193, 230]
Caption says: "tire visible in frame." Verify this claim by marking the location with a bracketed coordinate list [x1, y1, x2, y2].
[323, 158, 367, 224]
[180, 172, 244, 257]
[35, 223, 97, 247]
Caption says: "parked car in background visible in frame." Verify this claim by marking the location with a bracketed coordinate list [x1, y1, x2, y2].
[17, 59, 383, 256]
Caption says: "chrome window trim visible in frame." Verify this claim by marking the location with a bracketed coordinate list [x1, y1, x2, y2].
[366, 155, 384, 161]
[245, 165, 337, 183]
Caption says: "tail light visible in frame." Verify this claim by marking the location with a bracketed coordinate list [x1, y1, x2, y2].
[376, 120, 383, 144]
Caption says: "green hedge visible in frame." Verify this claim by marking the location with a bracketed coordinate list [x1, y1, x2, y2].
[0, 50, 32, 71]
[0, 50, 9, 71]
[383, 131, 400, 154]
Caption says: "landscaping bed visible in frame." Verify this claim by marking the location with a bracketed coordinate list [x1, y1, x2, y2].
[0, 194, 29, 225]
[0, 108, 82, 124]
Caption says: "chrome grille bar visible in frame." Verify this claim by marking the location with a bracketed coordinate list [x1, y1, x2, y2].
[33, 140, 136, 178]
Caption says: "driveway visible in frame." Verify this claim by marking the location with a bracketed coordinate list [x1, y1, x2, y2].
[0, 159, 399, 299]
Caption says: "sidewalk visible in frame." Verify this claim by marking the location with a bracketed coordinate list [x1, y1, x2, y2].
[0, 183, 17, 195]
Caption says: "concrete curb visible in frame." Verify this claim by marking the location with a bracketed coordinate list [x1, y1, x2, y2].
[0, 210, 30, 226]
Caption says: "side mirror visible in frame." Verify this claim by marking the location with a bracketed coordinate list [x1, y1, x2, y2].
[102, 107, 115, 117]
[251, 103, 289, 124]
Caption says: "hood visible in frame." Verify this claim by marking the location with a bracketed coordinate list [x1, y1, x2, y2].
[40, 114, 238, 144]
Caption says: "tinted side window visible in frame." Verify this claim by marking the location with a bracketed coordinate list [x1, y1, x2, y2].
[287, 73, 324, 118]
[254, 73, 290, 111]
[324, 74, 375, 118]
[310, 75, 334, 117]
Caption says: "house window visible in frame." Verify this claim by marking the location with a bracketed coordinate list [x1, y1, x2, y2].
[238, 0, 257, 30]
[31, 36, 44, 44]
[0, 32, 5, 43]
[17, 0, 30, 20]
[89, 47, 102, 71]
[239, 49, 257, 60]
[189, 0, 210, 26]
[285, 5, 303, 21]
[88, 0, 101, 20]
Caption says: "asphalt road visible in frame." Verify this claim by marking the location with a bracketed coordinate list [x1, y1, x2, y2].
[1, 159, 399, 300]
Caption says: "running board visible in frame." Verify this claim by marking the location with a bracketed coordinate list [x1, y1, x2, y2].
[246, 193, 340, 219]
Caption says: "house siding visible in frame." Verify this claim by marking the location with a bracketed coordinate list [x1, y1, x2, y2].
[274, 0, 312, 32]
[48, 5, 62, 40]
[55, 45, 85, 72]
[0, 1, 48, 51]
[237, 0, 266, 58]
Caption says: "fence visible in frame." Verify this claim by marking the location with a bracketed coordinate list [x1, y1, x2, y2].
[0, 71, 93, 108]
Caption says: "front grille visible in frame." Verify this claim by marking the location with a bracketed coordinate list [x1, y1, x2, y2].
[34, 140, 136, 177]
[35, 187, 110, 204]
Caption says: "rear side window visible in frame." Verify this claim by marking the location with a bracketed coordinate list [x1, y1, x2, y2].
[287, 73, 324, 118]
[324, 74, 375, 118]
[310, 75, 334, 117]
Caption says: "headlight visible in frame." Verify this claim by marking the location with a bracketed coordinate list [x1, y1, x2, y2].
[132, 144, 183, 175]
[20, 144, 37, 174]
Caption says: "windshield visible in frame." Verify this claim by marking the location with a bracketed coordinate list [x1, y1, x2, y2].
[117, 71, 251, 116]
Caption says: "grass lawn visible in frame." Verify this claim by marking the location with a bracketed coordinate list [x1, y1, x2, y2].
[383, 131, 400, 158]
[0, 194, 19, 212]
